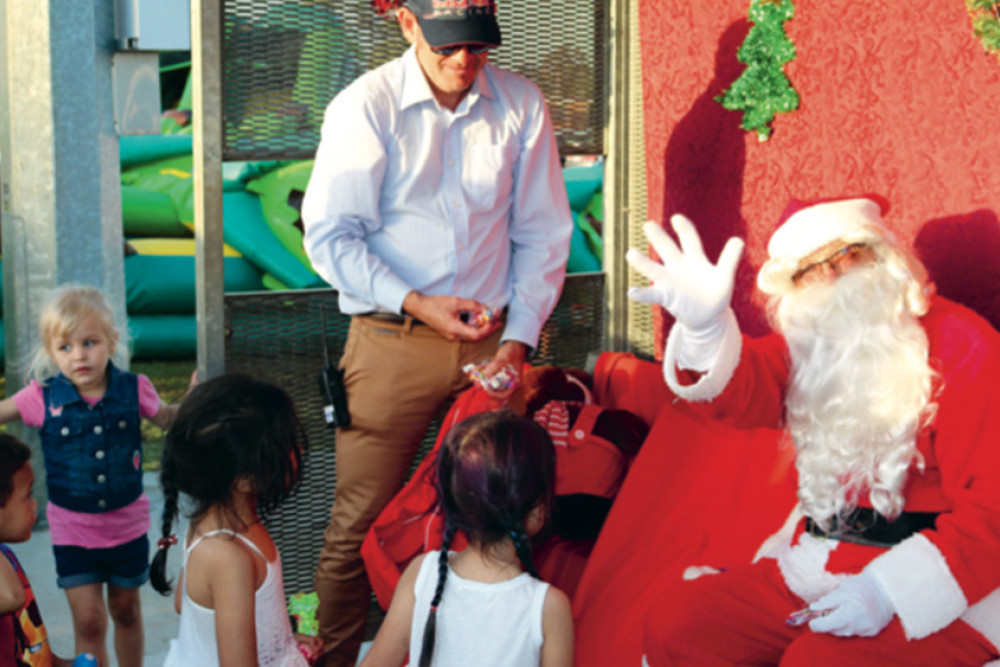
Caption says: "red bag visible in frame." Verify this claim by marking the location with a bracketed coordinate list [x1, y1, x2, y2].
[360, 379, 643, 609]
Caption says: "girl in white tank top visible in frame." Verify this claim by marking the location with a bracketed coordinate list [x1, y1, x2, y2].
[149, 374, 323, 665]
[360, 411, 575, 667]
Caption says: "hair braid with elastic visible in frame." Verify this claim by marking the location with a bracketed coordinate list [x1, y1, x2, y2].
[508, 524, 540, 579]
[418, 523, 456, 667]
[150, 460, 180, 595]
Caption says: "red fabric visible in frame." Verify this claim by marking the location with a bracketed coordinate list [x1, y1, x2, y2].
[639, 0, 1000, 345]
[572, 396, 797, 667]
[360, 375, 636, 610]
[642, 559, 996, 666]
[533, 401, 627, 499]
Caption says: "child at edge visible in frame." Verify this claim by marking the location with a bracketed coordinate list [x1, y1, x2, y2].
[1, 433, 83, 666]
[0, 285, 190, 667]
[361, 411, 575, 667]
[150, 373, 324, 666]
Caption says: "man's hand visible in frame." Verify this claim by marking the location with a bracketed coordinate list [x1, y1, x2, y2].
[808, 570, 894, 637]
[626, 215, 743, 334]
[478, 340, 527, 401]
[402, 292, 500, 341]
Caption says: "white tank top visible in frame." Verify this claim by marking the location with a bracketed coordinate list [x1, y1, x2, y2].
[163, 529, 307, 667]
[409, 550, 550, 666]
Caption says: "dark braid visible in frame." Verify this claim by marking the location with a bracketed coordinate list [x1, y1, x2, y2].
[508, 525, 540, 579]
[150, 458, 180, 595]
[419, 523, 456, 667]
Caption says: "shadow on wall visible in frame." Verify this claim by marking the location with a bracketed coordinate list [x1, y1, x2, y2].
[659, 19, 771, 338]
[915, 209, 1000, 332]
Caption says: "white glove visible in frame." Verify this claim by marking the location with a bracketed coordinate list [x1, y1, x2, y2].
[808, 570, 895, 637]
[626, 215, 744, 337]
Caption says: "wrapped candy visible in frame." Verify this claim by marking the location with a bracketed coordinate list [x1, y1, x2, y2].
[463, 361, 518, 392]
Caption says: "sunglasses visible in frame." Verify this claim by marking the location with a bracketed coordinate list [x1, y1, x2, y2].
[431, 43, 493, 56]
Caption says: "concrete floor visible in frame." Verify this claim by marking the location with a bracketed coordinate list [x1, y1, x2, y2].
[12, 472, 372, 666]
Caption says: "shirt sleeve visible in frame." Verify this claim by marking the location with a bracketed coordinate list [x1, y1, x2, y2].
[301, 81, 413, 313]
[137, 374, 162, 420]
[501, 85, 573, 349]
[11, 381, 45, 428]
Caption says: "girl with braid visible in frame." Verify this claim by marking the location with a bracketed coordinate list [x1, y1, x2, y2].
[361, 411, 574, 667]
[150, 374, 323, 666]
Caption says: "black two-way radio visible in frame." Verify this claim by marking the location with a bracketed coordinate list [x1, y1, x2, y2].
[318, 306, 350, 428]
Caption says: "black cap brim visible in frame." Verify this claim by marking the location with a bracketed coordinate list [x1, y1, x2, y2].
[416, 14, 502, 49]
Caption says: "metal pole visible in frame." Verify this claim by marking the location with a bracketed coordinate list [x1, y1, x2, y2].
[192, 0, 226, 380]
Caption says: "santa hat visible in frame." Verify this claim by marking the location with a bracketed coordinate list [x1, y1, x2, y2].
[757, 196, 894, 295]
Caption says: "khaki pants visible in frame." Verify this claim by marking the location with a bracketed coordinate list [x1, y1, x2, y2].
[314, 315, 502, 666]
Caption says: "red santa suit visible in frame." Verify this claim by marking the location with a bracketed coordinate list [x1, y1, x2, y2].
[644, 295, 1000, 663]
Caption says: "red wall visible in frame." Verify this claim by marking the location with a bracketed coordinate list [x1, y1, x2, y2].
[639, 0, 1000, 341]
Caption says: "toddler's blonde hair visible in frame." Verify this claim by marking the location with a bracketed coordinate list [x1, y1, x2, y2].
[26, 284, 129, 383]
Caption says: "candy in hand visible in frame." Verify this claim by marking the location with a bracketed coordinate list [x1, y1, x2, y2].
[463, 361, 517, 392]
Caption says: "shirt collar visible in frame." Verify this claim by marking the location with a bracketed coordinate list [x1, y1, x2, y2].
[399, 45, 494, 113]
[48, 361, 127, 407]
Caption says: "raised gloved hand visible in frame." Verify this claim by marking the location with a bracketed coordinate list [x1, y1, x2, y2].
[808, 570, 894, 637]
[626, 215, 744, 336]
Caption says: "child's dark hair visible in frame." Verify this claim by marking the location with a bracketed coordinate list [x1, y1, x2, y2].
[0, 435, 32, 507]
[419, 410, 556, 667]
[150, 373, 307, 594]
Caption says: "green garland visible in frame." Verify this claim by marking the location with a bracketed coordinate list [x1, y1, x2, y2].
[716, 0, 800, 141]
[967, 0, 1000, 62]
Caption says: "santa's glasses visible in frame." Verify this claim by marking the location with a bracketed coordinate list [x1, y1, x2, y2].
[791, 243, 874, 286]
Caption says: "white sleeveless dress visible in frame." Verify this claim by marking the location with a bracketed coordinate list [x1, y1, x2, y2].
[163, 529, 307, 667]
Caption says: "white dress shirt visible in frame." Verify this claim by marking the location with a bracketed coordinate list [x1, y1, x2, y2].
[302, 46, 572, 348]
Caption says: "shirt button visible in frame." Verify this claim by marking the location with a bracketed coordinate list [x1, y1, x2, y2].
[94, 425, 103, 435]
[61, 426, 70, 436]
[97, 474, 107, 483]
[119, 420, 128, 429]
[98, 500, 107, 508]
[574, 429, 586, 440]
[95, 450, 105, 459]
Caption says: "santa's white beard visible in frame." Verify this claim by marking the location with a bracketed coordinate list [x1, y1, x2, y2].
[774, 261, 935, 530]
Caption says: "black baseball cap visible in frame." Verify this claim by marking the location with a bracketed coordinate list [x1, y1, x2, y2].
[405, 0, 502, 49]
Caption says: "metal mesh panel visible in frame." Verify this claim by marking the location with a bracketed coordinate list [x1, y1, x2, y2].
[221, 0, 605, 160]
[623, 0, 655, 358]
[223, 273, 604, 606]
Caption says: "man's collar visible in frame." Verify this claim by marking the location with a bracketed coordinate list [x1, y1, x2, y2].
[400, 45, 494, 113]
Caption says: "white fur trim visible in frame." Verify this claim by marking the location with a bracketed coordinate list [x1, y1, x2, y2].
[961, 586, 1000, 651]
[865, 533, 968, 639]
[663, 309, 742, 402]
[768, 198, 886, 262]
[757, 198, 892, 295]
[772, 532, 849, 603]
[753, 505, 804, 563]
[642, 656, 651, 667]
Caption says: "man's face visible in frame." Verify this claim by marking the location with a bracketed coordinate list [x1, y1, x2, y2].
[791, 241, 878, 288]
[399, 8, 491, 110]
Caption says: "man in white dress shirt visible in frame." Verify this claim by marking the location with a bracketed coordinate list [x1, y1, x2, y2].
[301, 1, 572, 663]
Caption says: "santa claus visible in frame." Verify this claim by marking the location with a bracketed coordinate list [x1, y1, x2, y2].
[627, 197, 1000, 665]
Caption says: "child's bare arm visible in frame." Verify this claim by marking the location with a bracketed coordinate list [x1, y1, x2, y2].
[148, 370, 198, 430]
[358, 553, 424, 667]
[0, 554, 25, 615]
[540, 586, 574, 667]
[209, 542, 258, 666]
[0, 397, 23, 426]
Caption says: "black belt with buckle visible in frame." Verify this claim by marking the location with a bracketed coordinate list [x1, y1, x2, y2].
[359, 312, 425, 326]
[804, 508, 939, 548]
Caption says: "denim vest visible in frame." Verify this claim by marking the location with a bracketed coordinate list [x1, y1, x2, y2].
[40, 363, 143, 513]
